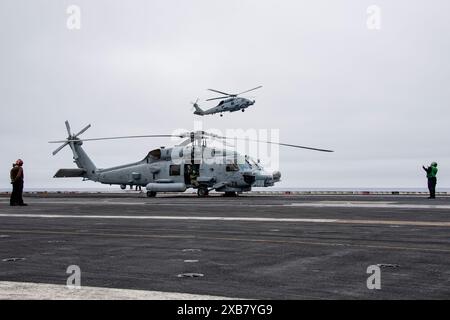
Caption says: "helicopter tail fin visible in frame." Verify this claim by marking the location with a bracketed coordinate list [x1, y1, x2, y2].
[193, 103, 205, 116]
[51, 121, 98, 181]
[69, 142, 98, 179]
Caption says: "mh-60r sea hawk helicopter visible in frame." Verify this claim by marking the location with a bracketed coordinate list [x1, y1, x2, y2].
[192, 86, 262, 117]
[50, 121, 333, 197]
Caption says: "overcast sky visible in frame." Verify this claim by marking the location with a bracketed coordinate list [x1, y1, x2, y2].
[1, 0, 449, 190]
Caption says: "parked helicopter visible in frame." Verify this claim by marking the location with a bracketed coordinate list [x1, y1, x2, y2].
[50, 121, 333, 197]
[192, 86, 262, 117]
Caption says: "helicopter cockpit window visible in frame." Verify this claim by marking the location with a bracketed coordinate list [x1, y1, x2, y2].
[218, 101, 224, 106]
[169, 165, 181, 176]
[148, 149, 161, 160]
[236, 155, 252, 171]
[249, 157, 261, 169]
[226, 163, 239, 172]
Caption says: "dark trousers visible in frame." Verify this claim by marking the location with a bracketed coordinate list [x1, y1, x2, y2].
[10, 180, 24, 205]
[427, 177, 437, 198]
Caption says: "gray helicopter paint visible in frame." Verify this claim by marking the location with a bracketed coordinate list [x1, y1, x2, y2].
[193, 86, 262, 116]
[57, 131, 280, 196]
[193, 97, 255, 116]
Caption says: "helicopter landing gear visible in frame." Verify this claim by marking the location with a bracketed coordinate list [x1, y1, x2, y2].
[220, 114, 223, 117]
[241, 109, 245, 112]
[197, 186, 209, 197]
[147, 191, 157, 197]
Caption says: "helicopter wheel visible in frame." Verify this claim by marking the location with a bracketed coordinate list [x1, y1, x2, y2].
[220, 114, 223, 117]
[197, 187, 209, 197]
[147, 191, 157, 197]
[241, 109, 245, 112]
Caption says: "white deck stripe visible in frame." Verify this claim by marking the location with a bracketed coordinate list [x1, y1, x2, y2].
[0, 213, 449, 227]
[0, 213, 337, 223]
[288, 202, 450, 209]
[0, 281, 235, 300]
[2, 199, 450, 209]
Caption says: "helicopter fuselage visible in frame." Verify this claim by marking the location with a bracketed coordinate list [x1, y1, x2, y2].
[56, 140, 281, 197]
[194, 97, 255, 116]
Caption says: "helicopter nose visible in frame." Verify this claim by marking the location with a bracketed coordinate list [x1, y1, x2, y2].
[243, 173, 256, 186]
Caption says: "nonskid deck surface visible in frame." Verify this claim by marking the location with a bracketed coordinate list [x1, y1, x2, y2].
[0, 193, 449, 299]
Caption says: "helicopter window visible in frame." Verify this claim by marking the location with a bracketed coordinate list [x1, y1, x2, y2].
[218, 101, 224, 106]
[148, 149, 161, 160]
[226, 164, 239, 172]
[169, 165, 181, 176]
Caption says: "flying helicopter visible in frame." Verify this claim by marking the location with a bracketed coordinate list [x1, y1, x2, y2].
[192, 86, 262, 117]
[49, 121, 333, 197]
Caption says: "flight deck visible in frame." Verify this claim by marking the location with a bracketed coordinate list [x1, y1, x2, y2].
[0, 192, 449, 299]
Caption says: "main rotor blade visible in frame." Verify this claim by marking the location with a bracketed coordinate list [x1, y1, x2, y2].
[206, 96, 230, 101]
[52, 141, 69, 155]
[215, 136, 333, 152]
[49, 130, 333, 152]
[207, 88, 233, 96]
[237, 85, 262, 96]
[176, 138, 193, 147]
[65, 121, 72, 136]
[49, 134, 184, 143]
[74, 124, 91, 137]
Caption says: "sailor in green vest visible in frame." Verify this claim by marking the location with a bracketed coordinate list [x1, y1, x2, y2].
[422, 162, 438, 199]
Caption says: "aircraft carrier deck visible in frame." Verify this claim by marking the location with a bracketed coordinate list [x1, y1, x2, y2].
[0, 192, 449, 299]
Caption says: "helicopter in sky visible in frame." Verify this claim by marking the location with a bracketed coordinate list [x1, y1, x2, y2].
[50, 121, 333, 197]
[192, 86, 262, 117]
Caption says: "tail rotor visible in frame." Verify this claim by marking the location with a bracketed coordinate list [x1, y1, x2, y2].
[190, 98, 200, 111]
[51, 121, 91, 159]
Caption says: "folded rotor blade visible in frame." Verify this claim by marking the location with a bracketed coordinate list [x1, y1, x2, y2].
[50, 134, 184, 143]
[52, 141, 70, 156]
[74, 124, 91, 137]
[237, 85, 263, 96]
[65, 121, 72, 136]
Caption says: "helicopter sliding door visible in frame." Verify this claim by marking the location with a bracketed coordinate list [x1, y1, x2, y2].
[184, 164, 200, 186]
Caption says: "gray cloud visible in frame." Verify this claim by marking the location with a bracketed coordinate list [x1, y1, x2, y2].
[1, 0, 449, 190]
